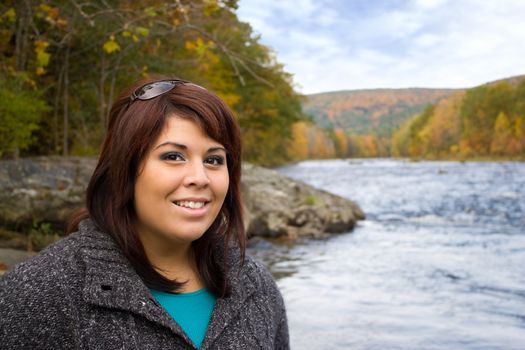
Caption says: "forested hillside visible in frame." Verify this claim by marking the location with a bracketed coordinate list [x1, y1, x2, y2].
[304, 88, 454, 135]
[393, 76, 525, 159]
[296, 76, 525, 160]
[0, 1, 304, 165]
[294, 88, 455, 158]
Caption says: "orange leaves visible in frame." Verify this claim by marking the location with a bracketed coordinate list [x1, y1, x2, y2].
[394, 79, 525, 159]
[185, 38, 214, 57]
[37, 4, 67, 29]
[288, 121, 337, 160]
[333, 128, 349, 157]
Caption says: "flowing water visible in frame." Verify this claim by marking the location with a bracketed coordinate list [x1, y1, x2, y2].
[248, 159, 525, 350]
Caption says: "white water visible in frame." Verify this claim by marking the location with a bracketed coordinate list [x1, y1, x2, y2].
[249, 159, 525, 350]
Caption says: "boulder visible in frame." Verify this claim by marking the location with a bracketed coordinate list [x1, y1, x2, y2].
[0, 157, 97, 227]
[241, 163, 364, 238]
[0, 157, 365, 246]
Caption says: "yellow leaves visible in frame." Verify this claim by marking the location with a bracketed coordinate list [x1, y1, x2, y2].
[217, 92, 240, 108]
[120, 27, 149, 43]
[289, 122, 309, 159]
[204, 0, 220, 16]
[135, 26, 150, 37]
[2, 8, 16, 23]
[103, 36, 120, 54]
[490, 111, 512, 155]
[144, 7, 157, 17]
[36, 67, 46, 76]
[141, 65, 149, 77]
[333, 128, 348, 157]
[38, 4, 52, 13]
[185, 38, 214, 57]
[34, 40, 51, 75]
[287, 121, 338, 160]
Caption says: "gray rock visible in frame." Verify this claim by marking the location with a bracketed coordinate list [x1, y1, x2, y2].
[0, 157, 97, 227]
[241, 163, 365, 239]
[0, 157, 364, 243]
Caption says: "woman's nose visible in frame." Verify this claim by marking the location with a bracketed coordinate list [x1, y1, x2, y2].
[183, 161, 210, 187]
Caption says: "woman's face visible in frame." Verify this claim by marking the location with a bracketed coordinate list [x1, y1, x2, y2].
[134, 115, 229, 250]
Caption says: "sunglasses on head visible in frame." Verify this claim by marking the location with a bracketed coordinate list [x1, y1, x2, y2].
[129, 79, 187, 102]
[129, 79, 207, 104]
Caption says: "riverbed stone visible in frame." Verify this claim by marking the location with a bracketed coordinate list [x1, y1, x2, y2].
[0, 157, 365, 249]
[241, 163, 365, 238]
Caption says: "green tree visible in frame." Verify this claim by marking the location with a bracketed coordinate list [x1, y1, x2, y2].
[0, 70, 49, 158]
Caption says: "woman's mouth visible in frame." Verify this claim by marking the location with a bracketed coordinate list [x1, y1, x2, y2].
[173, 200, 208, 209]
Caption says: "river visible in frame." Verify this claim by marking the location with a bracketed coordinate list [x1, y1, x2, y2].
[247, 159, 525, 350]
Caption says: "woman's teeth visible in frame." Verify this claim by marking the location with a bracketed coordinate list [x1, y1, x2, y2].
[175, 201, 206, 209]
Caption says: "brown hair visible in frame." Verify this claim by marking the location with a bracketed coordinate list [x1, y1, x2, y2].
[68, 77, 245, 296]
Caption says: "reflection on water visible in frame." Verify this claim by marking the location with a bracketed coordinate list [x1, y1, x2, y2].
[249, 159, 525, 350]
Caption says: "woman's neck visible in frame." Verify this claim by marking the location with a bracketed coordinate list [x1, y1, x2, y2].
[140, 237, 204, 292]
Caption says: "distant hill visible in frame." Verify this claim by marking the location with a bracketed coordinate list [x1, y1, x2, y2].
[483, 74, 525, 87]
[303, 88, 458, 137]
[392, 75, 525, 159]
[290, 75, 525, 160]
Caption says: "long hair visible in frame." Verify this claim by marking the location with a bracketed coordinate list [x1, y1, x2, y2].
[68, 77, 245, 296]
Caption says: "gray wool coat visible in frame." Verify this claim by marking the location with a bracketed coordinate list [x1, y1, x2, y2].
[0, 219, 289, 349]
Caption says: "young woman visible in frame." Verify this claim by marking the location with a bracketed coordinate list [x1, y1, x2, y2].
[0, 78, 289, 349]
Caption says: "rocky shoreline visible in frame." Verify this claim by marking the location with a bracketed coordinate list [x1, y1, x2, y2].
[0, 157, 365, 270]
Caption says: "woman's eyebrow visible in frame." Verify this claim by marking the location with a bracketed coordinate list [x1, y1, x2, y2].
[208, 146, 226, 153]
[154, 142, 226, 153]
[154, 141, 186, 150]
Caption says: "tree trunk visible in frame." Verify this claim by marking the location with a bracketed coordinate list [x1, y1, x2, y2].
[14, 0, 32, 72]
[98, 52, 107, 130]
[62, 46, 70, 156]
[54, 60, 64, 154]
[13, 0, 33, 158]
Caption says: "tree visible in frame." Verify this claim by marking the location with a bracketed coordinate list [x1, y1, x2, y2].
[0, 70, 49, 158]
[460, 82, 513, 155]
[490, 111, 512, 155]
[0, 0, 306, 165]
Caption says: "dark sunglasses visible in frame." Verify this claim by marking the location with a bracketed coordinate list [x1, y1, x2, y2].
[129, 79, 187, 102]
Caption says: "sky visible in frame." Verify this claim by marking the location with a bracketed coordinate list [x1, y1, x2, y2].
[236, 0, 525, 94]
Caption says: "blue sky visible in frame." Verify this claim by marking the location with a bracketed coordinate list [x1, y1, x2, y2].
[237, 0, 525, 94]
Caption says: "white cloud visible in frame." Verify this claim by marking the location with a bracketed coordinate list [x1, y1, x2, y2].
[237, 0, 525, 93]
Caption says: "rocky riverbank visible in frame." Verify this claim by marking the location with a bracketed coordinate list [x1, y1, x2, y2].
[0, 157, 364, 270]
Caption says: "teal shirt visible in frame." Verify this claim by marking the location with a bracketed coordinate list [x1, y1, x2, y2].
[149, 288, 216, 348]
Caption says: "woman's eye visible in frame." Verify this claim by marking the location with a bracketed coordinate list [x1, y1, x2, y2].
[205, 155, 225, 166]
[161, 152, 185, 161]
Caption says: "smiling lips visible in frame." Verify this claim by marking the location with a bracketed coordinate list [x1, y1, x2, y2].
[174, 200, 209, 209]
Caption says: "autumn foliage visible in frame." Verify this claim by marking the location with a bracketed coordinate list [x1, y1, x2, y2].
[393, 78, 525, 159]
[0, 0, 303, 165]
[295, 77, 525, 161]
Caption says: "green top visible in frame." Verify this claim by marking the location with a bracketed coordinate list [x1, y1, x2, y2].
[149, 288, 216, 348]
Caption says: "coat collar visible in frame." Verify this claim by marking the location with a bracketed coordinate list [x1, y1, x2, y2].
[77, 219, 256, 349]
